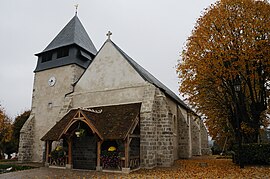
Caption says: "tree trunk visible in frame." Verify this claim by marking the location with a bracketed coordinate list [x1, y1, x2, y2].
[242, 132, 258, 144]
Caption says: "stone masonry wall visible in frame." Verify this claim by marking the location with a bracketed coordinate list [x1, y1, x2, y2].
[155, 89, 174, 167]
[191, 116, 202, 156]
[19, 64, 85, 163]
[18, 115, 35, 162]
[140, 84, 157, 168]
[140, 84, 174, 168]
[178, 109, 192, 159]
[57, 96, 73, 122]
[200, 120, 212, 155]
[200, 121, 208, 149]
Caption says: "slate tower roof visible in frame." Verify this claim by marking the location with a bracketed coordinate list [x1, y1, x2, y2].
[34, 15, 97, 72]
[42, 15, 97, 55]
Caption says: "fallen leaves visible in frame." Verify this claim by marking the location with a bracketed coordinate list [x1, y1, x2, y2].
[127, 156, 270, 179]
[77, 156, 270, 178]
[2, 156, 270, 178]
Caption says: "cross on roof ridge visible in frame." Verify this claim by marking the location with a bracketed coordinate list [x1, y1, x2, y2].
[106, 31, 112, 40]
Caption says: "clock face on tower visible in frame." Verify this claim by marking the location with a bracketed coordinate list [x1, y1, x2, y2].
[48, 76, 56, 87]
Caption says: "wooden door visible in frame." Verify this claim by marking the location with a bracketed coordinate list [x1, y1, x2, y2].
[72, 134, 97, 170]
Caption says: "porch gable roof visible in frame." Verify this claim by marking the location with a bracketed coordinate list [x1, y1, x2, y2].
[41, 103, 141, 141]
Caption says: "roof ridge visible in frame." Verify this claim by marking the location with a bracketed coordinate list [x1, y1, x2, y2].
[71, 15, 77, 43]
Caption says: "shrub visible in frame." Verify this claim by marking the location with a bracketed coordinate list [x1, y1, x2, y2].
[232, 143, 270, 165]
[0, 164, 35, 174]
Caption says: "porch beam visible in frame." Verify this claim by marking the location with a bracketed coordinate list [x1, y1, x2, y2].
[130, 134, 140, 138]
[128, 138, 133, 146]
[124, 116, 139, 140]
[73, 117, 85, 120]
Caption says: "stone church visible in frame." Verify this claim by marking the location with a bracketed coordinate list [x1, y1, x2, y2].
[18, 14, 210, 173]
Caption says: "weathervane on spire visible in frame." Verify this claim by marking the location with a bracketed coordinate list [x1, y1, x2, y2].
[74, 4, 79, 15]
[106, 31, 112, 40]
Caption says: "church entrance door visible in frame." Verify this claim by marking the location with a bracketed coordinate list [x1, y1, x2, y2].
[72, 132, 97, 170]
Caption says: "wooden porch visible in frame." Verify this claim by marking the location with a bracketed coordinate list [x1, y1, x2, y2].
[41, 103, 141, 173]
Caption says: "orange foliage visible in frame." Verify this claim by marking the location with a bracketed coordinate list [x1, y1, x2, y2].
[177, 0, 270, 143]
[0, 105, 12, 143]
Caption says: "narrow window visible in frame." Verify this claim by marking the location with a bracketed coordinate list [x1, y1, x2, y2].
[57, 47, 69, 58]
[173, 115, 177, 134]
[41, 52, 52, 62]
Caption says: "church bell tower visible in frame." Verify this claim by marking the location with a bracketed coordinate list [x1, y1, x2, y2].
[18, 14, 97, 162]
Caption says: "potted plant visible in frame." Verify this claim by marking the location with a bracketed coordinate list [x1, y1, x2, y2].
[75, 129, 85, 137]
[101, 147, 120, 169]
[50, 146, 66, 166]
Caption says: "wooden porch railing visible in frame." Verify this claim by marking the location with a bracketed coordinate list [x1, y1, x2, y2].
[129, 156, 140, 169]
[120, 156, 140, 169]
[48, 155, 68, 167]
[101, 155, 140, 170]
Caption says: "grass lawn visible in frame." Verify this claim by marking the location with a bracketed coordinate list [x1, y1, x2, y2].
[0, 164, 35, 174]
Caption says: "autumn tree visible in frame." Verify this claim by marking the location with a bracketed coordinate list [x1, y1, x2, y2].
[11, 110, 30, 153]
[177, 0, 270, 145]
[0, 105, 13, 158]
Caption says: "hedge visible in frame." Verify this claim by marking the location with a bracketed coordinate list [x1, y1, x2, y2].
[232, 143, 270, 165]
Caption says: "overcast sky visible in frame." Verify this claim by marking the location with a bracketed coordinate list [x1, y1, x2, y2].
[0, 0, 217, 118]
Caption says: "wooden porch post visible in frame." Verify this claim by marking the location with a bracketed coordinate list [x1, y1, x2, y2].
[96, 140, 102, 171]
[45, 141, 49, 164]
[45, 140, 52, 166]
[66, 139, 73, 169]
[124, 137, 129, 168]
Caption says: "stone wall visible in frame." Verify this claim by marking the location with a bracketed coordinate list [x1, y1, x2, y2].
[18, 64, 85, 162]
[178, 108, 192, 159]
[155, 89, 173, 167]
[200, 120, 212, 155]
[18, 115, 35, 162]
[140, 84, 157, 168]
[140, 84, 174, 168]
[165, 98, 178, 161]
[191, 116, 202, 156]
